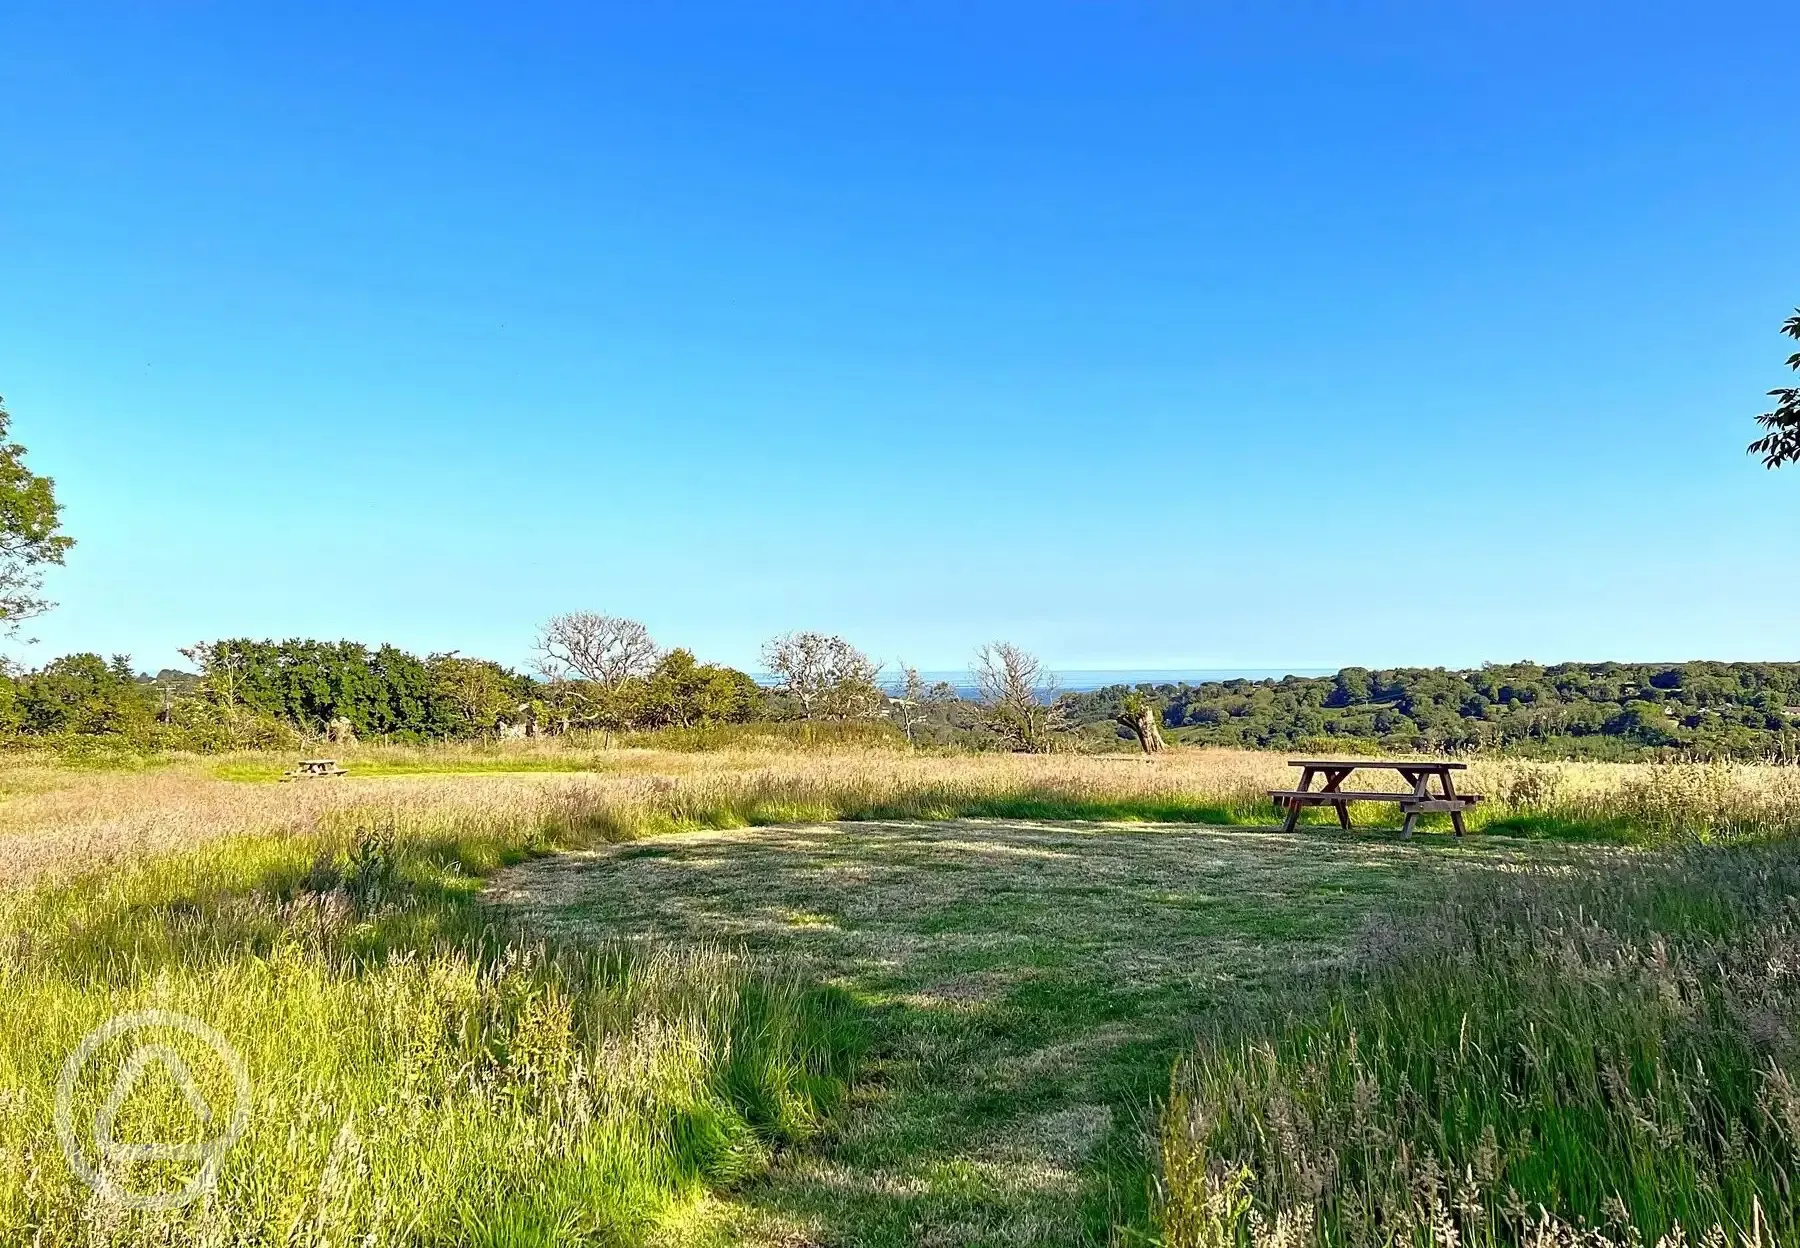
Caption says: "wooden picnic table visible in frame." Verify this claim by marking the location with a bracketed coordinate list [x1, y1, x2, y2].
[280, 758, 347, 781]
[1269, 759, 1482, 838]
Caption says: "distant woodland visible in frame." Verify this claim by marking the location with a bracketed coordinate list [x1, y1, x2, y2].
[1064, 662, 1800, 761]
[8, 635, 1800, 762]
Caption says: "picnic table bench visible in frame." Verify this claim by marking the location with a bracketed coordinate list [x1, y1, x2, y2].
[280, 758, 347, 781]
[1270, 759, 1482, 838]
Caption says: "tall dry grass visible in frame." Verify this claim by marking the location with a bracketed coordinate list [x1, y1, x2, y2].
[7, 747, 1800, 889]
[0, 753, 864, 1245]
[1159, 842, 1800, 1247]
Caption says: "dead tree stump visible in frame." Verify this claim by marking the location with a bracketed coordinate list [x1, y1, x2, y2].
[1134, 703, 1165, 754]
[1115, 698, 1166, 755]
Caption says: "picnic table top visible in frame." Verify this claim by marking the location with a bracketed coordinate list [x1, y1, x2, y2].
[1287, 758, 1465, 771]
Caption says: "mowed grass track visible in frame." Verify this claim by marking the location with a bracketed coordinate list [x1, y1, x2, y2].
[489, 819, 1571, 1246]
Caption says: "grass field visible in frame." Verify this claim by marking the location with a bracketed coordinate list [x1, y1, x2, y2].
[8, 740, 1799, 887]
[488, 819, 1571, 1245]
[1160, 840, 1800, 1247]
[2, 742, 1797, 1245]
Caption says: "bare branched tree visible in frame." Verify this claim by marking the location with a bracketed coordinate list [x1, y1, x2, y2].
[888, 661, 955, 743]
[533, 612, 661, 688]
[532, 613, 661, 735]
[971, 642, 1068, 753]
[178, 641, 243, 708]
[761, 632, 883, 721]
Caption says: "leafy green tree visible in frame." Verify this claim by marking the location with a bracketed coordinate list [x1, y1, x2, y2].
[430, 653, 526, 735]
[0, 395, 73, 629]
[1063, 659, 1800, 760]
[0, 664, 23, 733]
[640, 649, 762, 727]
[19, 654, 152, 735]
[1325, 668, 1373, 707]
[1749, 308, 1800, 467]
[185, 638, 514, 740]
[1606, 700, 1684, 747]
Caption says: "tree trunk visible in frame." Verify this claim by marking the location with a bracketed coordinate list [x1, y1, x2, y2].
[1134, 704, 1164, 755]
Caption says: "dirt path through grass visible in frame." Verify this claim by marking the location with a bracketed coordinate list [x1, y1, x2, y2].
[489, 820, 1563, 1246]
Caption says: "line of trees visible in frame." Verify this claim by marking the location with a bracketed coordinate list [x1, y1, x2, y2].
[0, 614, 1083, 754]
[1061, 661, 1800, 761]
[16, 630, 1800, 761]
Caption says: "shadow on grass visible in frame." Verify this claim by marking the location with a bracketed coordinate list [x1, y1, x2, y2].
[4, 814, 870, 1245]
[491, 818, 1575, 1247]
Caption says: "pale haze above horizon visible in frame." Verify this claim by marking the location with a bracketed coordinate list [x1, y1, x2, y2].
[3, 3, 1797, 676]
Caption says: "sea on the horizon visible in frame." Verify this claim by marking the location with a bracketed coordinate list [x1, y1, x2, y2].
[752, 668, 1333, 697]
[906, 668, 1334, 696]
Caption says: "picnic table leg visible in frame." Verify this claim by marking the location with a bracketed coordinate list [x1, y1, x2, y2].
[1441, 769, 1468, 837]
[1281, 767, 1312, 833]
[1397, 767, 1429, 839]
[1317, 767, 1357, 831]
[1285, 766, 1351, 833]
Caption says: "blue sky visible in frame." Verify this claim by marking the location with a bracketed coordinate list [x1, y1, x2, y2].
[3, 2, 1797, 676]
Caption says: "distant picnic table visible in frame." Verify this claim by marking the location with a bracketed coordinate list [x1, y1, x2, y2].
[281, 758, 347, 781]
[1270, 759, 1482, 838]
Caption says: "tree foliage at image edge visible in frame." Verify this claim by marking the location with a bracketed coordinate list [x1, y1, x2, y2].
[1748, 309, 1800, 468]
[0, 396, 72, 628]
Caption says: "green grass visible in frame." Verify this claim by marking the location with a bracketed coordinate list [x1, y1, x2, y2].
[614, 721, 910, 752]
[0, 806, 859, 1245]
[490, 819, 1575, 1245]
[209, 755, 625, 781]
[1160, 841, 1800, 1246]
[605, 792, 1643, 848]
[198, 724, 915, 781]
[201, 757, 1660, 847]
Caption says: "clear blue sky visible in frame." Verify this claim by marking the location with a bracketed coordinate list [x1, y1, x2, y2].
[3, 2, 1796, 676]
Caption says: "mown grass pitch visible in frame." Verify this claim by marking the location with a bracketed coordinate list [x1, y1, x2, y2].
[490, 819, 1571, 1246]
